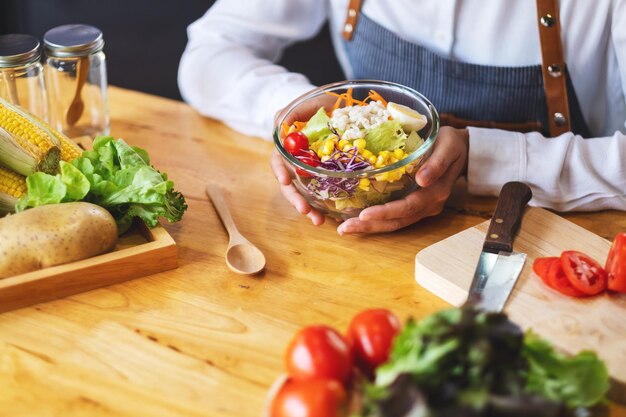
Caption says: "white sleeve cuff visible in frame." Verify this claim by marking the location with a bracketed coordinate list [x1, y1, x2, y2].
[467, 127, 527, 196]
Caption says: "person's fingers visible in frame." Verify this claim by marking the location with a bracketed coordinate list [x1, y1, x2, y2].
[270, 152, 292, 185]
[279, 182, 311, 215]
[338, 211, 425, 235]
[415, 131, 463, 188]
[307, 209, 326, 226]
[278, 182, 326, 225]
[358, 189, 427, 221]
[345, 158, 464, 233]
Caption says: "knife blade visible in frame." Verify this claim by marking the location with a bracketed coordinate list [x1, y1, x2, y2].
[467, 181, 532, 312]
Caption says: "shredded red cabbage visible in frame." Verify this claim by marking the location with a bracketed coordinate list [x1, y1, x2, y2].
[307, 146, 372, 198]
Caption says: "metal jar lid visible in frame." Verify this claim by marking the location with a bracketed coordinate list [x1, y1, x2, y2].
[43, 24, 104, 58]
[0, 34, 41, 68]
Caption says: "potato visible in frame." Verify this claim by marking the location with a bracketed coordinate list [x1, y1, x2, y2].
[0, 202, 118, 278]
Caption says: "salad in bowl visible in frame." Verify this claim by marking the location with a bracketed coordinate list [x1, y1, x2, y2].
[274, 80, 439, 220]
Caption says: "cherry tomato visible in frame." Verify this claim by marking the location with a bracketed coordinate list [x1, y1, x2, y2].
[285, 325, 353, 384]
[284, 131, 310, 156]
[270, 378, 347, 417]
[346, 309, 400, 377]
[532, 257, 559, 289]
[295, 151, 321, 178]
[560, 251, 607, 296]
[547, 259, 587, 297]
[606, 232, 626, 293]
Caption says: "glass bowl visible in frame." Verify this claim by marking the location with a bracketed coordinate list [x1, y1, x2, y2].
[273, 80, 439, 220]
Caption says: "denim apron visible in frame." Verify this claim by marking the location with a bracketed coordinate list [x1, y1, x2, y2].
[341, 13, 591, 137]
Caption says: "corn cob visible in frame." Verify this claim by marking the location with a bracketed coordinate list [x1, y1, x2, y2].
[0, 165, 26, 214]
[58, 133, 83, 161]
[20, 109, 84, 162]
[29, 114, 83, 162]
[0, 97, 61, 176]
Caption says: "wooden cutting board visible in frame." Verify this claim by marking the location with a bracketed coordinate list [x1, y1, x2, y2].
[415, 207, 626, 401]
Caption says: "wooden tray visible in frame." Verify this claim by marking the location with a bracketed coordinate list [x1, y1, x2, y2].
[415, 207, 626, 402]
[0, 220, 177, 313]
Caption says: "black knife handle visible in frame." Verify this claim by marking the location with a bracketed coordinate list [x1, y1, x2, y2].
[483, 182, 532, 254]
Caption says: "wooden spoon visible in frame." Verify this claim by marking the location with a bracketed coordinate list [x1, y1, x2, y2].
[65, 56, 90, 127]
[205, 184, 266, 275]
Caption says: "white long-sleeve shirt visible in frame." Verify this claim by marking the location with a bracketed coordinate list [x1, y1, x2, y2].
[178, 0, 626, 211]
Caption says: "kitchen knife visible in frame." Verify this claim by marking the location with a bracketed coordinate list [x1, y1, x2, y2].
[467, 181, 532, 312]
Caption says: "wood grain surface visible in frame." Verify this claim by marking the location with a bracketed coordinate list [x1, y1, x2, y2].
[415, 207, 626, 401]
[0, 87, 624, 416]
[0, 222, 177, 314]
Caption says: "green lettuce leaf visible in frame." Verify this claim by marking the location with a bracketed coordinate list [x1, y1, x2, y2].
[364, 121, 407, 154]
[523, 332, 609, 408]
[59, 161, 90, 201]
[404, 130, 424, 154]
[17, 172, 66, 210]
[17, 136, 187, 234]
[301, 107, 332, 143]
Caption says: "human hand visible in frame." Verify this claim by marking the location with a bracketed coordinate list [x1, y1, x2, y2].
[271, 93, 336, 226]
[270, 151, 326, 225]
[337, 126, 469, 234]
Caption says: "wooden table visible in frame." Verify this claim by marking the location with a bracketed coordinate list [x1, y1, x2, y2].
[1, 87, 624, 416]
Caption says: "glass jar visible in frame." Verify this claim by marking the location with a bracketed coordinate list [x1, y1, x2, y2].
[43, 24, 109, 138]
[0, 34, 47, 120]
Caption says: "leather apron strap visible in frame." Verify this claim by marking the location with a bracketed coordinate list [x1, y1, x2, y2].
[342, 0, 572, 137]
[342, 0, 364, 41]
[536, 0, 571, 136]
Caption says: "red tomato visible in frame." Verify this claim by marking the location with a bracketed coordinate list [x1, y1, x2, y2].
[346, 309, 400, 376]
[271, 378, 347, 417]
[284, 131, 310, 156]
[295, 151, 321, 178]
[532, 257, 559, 289]
[606, 233, 626, 293]
[547, 259, 587, 297]
[285, 325, 353, 384]
[560, 251, 607, 296]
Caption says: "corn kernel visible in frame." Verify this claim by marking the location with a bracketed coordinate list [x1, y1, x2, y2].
[394, 148, 405, 159]
[388, 170, 402, 182]
[343, 145, 353, 152]
[310, 139, 323, 152]
[338, 139, 349, 149]
[320, 140, 335, 156]
[375, 172, 390, 182]
[368, 156, 377, 165]
[362, 149, 373, 159]
[358, 178, 371, 191]
[376, 155, 386, 166]
[353, 138, 366, 151]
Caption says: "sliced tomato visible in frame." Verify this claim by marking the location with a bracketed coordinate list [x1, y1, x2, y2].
[560, 251, 607, 296]
[547, 259, 587, 297]
[532, 257, 559, 289]
[606, 232, 626, 293]
[295, 151, 321, 178]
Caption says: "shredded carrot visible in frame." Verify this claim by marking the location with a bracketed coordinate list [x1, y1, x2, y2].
[366, 89, 388, 106]
[332, 94, 344, 111]
[281, 121, 290, 138]
[323, 88, 381, 114]
[345, 87, 353, 106]
[293, 121, 307, 131]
